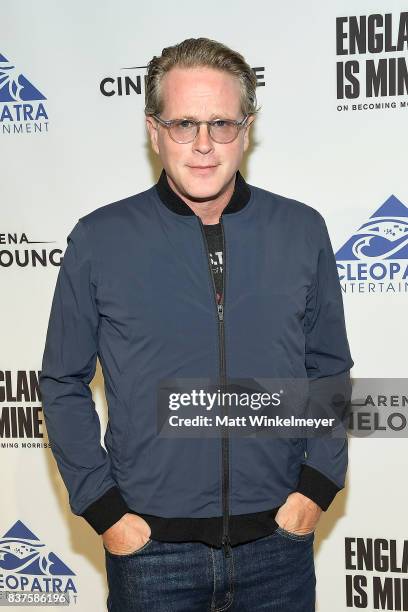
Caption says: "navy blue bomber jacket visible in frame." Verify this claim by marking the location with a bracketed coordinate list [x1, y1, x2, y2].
[39, 171, 354, 554]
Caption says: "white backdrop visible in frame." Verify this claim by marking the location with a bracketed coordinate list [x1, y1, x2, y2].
[1, 1, 407, 610]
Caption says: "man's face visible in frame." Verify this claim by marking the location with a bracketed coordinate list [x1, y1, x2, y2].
[146, 66, 253, 202]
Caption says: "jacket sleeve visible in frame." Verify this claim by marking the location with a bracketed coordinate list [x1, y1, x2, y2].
[39, 219, 129, 534]
[295, 211, 354, 511]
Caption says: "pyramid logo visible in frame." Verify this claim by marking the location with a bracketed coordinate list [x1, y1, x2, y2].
[0, 53, 46, 103]
[335, 196, 408, 293]
[0, 52, 49, 134]
[336, 195, 408, 262]
[0, 520, 74, 576]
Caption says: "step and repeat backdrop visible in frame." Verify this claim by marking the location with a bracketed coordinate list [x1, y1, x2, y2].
[1, 1, 407, 610]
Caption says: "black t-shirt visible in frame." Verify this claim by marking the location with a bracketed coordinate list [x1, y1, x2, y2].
[202, 221, 223, 304]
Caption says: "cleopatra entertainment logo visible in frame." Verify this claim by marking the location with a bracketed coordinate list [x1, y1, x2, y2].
[336, 195, 408, 294]
[0, 520, 77, 602]
[336, 11, 408, 112]
[0, 232, 62, 268]
[0, 52, 49, 135]
[100, 63, 266, 97]
[0, 370, 50, 448]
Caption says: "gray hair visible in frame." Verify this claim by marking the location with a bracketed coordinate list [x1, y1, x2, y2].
[144, 37, 260, 117]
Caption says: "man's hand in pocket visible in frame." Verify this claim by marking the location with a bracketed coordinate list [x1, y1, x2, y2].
[102, 513, 151, 555]
[275, 492, 322, 535]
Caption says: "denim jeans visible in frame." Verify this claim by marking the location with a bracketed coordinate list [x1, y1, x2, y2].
[104, 526, 316, 611]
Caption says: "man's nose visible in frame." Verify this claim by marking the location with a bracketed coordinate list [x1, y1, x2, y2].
[193, 123, 214, 154]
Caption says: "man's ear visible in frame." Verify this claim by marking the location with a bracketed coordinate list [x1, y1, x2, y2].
[243, 115, 255, 152]
[145, 116, 160, 155]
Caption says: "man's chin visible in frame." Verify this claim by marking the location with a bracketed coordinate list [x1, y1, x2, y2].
[180, 178, 227, 202]
[166, 168, 236, 203]
[184, 190, 222, 203]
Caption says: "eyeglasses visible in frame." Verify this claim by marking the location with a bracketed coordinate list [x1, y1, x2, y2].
[152, 114, 250, 144]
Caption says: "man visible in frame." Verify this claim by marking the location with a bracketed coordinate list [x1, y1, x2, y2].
[40, 37, 353, 611]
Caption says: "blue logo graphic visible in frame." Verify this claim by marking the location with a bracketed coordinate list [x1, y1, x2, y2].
[0, 53, 46, 103]
[336, 195, 408, 261]
[0, 520, 74, 576]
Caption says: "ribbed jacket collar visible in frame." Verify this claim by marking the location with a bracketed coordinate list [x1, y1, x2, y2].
[155, 169, 251, 216]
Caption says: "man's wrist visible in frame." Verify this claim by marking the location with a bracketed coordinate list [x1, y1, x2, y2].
[288, 491, 321, 511]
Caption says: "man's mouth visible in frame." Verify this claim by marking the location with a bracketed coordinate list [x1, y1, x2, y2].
[187, 165, 218, 173]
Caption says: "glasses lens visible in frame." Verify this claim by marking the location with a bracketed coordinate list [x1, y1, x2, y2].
[170, 120, 197, 143]
[210, 121, 239, 143]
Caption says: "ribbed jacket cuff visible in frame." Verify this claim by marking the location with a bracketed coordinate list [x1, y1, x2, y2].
[295, 464, 341, 511]
[80, 486, 130, 534]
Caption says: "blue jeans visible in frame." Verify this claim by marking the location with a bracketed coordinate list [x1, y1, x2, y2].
[104, 526, 316, 611]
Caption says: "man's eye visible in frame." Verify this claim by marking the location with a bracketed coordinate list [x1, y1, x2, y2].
[213, 120, 229, 128]
[178, 120, 195, 129]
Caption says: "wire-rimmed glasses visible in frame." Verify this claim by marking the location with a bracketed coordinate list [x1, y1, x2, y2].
[152, 114, 250, 144]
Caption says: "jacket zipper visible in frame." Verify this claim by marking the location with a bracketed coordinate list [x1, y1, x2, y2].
[197, 216, 231, 559]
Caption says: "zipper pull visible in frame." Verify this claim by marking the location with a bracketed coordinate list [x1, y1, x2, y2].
[217, 303, 224, 321]
[222, 534, 231, 558]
